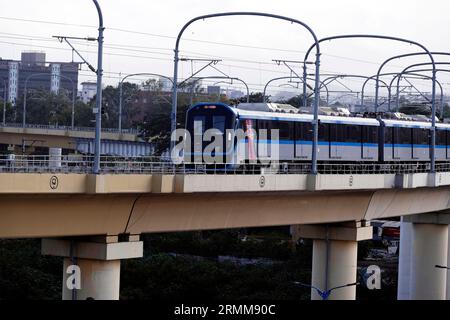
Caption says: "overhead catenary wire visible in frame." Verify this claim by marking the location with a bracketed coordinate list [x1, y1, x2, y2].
[2, 18, 447, 96]
[0, 15, 425, 68]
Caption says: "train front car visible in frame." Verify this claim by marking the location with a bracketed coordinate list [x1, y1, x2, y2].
[184, 102, 237, 166]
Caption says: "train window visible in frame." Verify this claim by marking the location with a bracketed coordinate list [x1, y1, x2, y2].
[385, 127, 393, 144]
[257, 120, 272, 140]
[319, 123, 329, 142]
[345, 125, 361, 143]
[436, 130, 446, 146]
[398, 127, 411, 144]
[296, 122, 313, 141]
[363, 126, 378, 144]
[329, 124, 345, 142]
[213, 116, 226, 134]
[193, 116, 205, 136]
[257, 120, 270, 130]
[412, 128, 429, 145]
[276, 121, 293, 140]
[329, 124, 336, 141]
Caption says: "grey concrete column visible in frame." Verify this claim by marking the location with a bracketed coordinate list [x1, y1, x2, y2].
[295, 222, 373, 300]
[397, 218, 413, 300]
[62, 258, 120, 300]
[410, 224, 448, 300]
[42, 236, 143, 300]
[447, 225, 450, 300]
[404, 213, 450, 300]
[312, 239, 358, 300]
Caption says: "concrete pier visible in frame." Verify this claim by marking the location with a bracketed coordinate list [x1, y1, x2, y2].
[403, 213, 450, 300]
[295, 222, 372, 300]
[41, 236, 143, 300]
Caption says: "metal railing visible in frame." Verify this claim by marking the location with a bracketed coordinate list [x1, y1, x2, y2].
[0, 123, 139, 135]
[2, 154, 450, 175]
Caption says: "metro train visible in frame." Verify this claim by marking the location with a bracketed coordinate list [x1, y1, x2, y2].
[183, 102, 450, 166]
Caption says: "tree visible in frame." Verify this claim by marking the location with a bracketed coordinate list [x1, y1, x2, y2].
[14, 89, 93, 127]
[284, 94, 312, 108]
[399, 103, 431, 117]
[15, 90, 73, 126]
[442, 103, 450, 119]
[231, 92, 268, 105]
[0, 101, 15, 123]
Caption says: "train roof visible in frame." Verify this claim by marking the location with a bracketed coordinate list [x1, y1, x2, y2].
[236, 108, 380, 126]
[189, 103, 450, 130]
[382, 119, 450, 130]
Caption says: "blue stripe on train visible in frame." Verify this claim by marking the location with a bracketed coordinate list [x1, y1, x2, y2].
[252, 140, 378, 147]
[185, 141, 448, 156]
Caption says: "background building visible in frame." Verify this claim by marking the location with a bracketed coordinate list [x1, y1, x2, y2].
[80, 82, 97, 103]
[207, 85, 221, 95]
[0, 51, 79, 105]
[158, 76, 173, 92]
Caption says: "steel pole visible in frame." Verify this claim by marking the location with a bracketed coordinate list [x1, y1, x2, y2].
[22, 85, 27, 128]
[118, 80, 123, 132]
[311, 53, 321, 174]
[2, 81, 6, 125]
[170, 50, 179, 155]
[302, 64, 308, 108]
[71, 83, 76, 129]
[93, 0, 104, 174]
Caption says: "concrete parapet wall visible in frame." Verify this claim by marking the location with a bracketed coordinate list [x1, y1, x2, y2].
[175, 174, 308, 193]
[3, 172, 450, 195]
[308, 174, 396, 191]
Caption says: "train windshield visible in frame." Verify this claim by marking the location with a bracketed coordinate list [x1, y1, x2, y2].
[187, 105, 235, 135]
[213, 116, 226, 134]
[193, 116, 205, 135]
[185, 104, 237, 163]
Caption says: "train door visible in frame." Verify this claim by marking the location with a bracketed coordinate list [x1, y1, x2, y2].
[192, 115, 205, 163]
[329, 124, 337, 159]
[257, 119, 271, 160]
[211, 115, 226, 164]
[412, 128, 427, 160]
[329, 124, 343, 159]
[392, 127, 400, 159]
[295, 122, 312, 159]
[435, 129, 446, 161]
[362, 126, 372, 159]
[447, 131, 450, 159]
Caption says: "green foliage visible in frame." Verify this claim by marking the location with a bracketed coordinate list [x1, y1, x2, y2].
[0, 101, 14, 123]
[143, 229, 294, 260]
[275, 94, 325, 108]
[399, 104, 431, 116]
[14, 90, 94, 127]
[0, 232, 398, 301]
[120, 252, 311, 300]
[101, 82, 140, 129]
[0, 240, 61, 300]
[231, 92, 267, 104]
[442, 104, 450, 118]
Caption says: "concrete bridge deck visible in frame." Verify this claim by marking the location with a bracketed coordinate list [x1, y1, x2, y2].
[2, 161, 450, 300]
[1, 170, 450, 239]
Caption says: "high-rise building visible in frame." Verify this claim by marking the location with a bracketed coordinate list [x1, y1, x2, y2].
[0, 51, 79, 105]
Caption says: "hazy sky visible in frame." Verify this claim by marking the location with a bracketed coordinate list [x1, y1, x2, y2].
[1, 0, 449, 97]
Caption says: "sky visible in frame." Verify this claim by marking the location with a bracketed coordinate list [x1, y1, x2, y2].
[1, 0, 449, 98]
